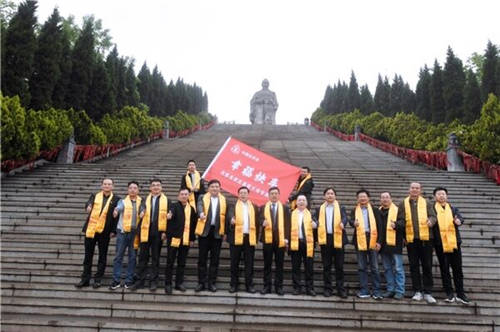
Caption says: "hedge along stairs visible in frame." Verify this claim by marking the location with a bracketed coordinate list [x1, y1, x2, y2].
[1, 124, 499, 331]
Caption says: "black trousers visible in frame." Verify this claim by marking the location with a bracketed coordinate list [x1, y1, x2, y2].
[82, 232, 110, 281]
[407, 239, 433, 294]
[198, 226, 222, 285]
[165, 240, 190, 287]
[291, 241, 314, 290]
[320, 237, 345, 292]
[135, 233, 162, 283]
[263, 243, 285, 289]
[230, 234, 255, 288]
[434, 243, 464, 295]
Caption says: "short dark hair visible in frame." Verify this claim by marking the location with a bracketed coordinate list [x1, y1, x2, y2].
[150, 178, 162, 184]
[179, 187, 190, 193]
[102, 178, 113, 184]
[238, 186, 249, 193]
[356, 189, 370, 197]
[301, 166, 310, 173]
[187, 160, 196, 165]
[433, 187, 448, 195]
[323, 187, 337, 195]
[128, 181, 139, 187]
[268, 186, 280, 193]
[207, 179, 221, 187]
[380, 191, 392, 197]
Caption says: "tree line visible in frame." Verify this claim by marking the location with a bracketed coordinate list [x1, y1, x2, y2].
[1, 0, 209, 121]
[320, 42, 500, 125]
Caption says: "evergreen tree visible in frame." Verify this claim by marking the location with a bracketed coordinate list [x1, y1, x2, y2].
[320, 85, 333, 112]
[85, 58, 111, 120]
[463, 69, 482, 124]
[125, 60, 139, 107]
[66, 18, 95, 110]
[481, 41, 498, 101]
[402, 82, 416, 113]
[30, 8, 63, 110]
[443, 47, 465, 123]
[137, 62, 152, 106]
[389, 74, 404, 115]
[104, 46, 119, 112]
[51, 26, 72, 109]
[416, 65, 432, 121]
[2, 0, 37, 106]
[374, 75, 391, 115]
[430, 60, 446, 123]
[347, 71, 360, 111]
[359, 84, 374, 114]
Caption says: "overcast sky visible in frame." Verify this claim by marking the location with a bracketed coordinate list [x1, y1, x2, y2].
[31, 0, 500, 124]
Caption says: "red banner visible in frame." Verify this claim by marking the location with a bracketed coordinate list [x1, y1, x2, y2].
[203, 137, 301, 206]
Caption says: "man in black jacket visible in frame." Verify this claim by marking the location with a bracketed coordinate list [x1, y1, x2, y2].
[164, 188, 197, 294]
[288, 166, 314, 209]
[76, 178, 120, 289]
[180, 160, 206, 211]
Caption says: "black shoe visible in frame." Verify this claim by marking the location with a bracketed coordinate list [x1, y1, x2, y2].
[382, 291, 395, 298]
[444, 293, 455, 303]
[338, 289, 348, 299]
[124, 282, 134, 289]
[276, 288, 284, 296]
[246, 286, 256, 294]
[195, 283, 205, 292]
[75, 279, 90, 288]
[92, 279, 101, 289]
[164, 285, 172, 294]
[293, 288, 301, 295]
[229, 286, 237, 293]
[109, 280, 121, 290]
[208, 284, 217, 292]
[130, 281, 144, 291]
[260, 287, 271, 295]
[150, 280, 157, 292]
[306, 289, 316, 297]
[456, 293, 470, 305]
[323, 290, 332, 297]
[175, 284, 186, 292]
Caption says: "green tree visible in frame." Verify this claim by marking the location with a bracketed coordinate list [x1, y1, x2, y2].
[85, 58, 112, 120]
[359, 84, 374, 114]
[347, 70, 360, 112]
[430, 60, 445, 123]
[481, 41, 498, 101]
[374, 75, 391, 115]
[463, 69, 482, 124]
[443, 47, 466, 123]
[51, 24, 72, 109]
[389, 74, 404, 116]
[2, 0, 38, 106]
[416, 65, 432, 121]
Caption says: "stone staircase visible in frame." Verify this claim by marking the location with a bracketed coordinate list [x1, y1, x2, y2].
[1, 124, 499, 331]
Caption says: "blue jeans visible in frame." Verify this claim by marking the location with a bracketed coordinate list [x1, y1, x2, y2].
[381, 252, 405, 295]
[113, 231, 137, 283]
[357, 250, 381, 296]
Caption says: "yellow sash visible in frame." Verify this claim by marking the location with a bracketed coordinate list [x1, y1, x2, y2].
[355, 204, 378, 251]
[140, 193, 168, 243]
[290, 209, 314, 257]
[185, 171, 201, 211]
[122, 195, 142, 232]
[86, 191, 113, 238]
[317, 201, 342, 248]
[290, 173, 312, 210]
[263, 201, 285, 247]
[435, 203, 458, 253]
[234, 200, 256, 246]
[195, 193, 226, 236]
[381, 203, 398, 246]
[404, 196, 429, 242]
[182, 203, 192, 246]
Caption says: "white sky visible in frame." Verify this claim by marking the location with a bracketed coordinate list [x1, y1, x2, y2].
[31, 0, 500, 124]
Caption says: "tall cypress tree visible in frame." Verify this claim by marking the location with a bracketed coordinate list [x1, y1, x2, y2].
[416, 65, 432, 121]
[104, 46, 119, 112]
[137, 62, 152, 106]
[66, 18, 95, 110]
[359, 84, 374, 114]
[402, 82, 416, 114]
[85, 57, 111, 120]
[320, 85, 333, 112]
[462, 69, 482, 124]
[431, 60, 446, 123]
[389, 74, 404, 115]
[125, 60, 139, 107]
[443, 47, 466, 123]
[52, 25, 72, 109]
[374, 74, 391, 115]
[2, 0, 37, 106]
[481, 41, 498, 101]
[347, 71, 360, 111]
[30, 8, 63, 110]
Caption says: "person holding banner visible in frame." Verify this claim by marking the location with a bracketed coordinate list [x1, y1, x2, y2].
[432, 187, 469, 304]
[289, 195, 317, 296]
[227, 186, 259, 293]
[76, 178, 120, 289]
[131, 179, 171, 292]
[260, 187, 291, 296]
[378, 192, 405, 300]
[314, 187, 348, 298]
[180, 160, 205, 211]
[164, 188, 197, 294]
[350, 189, 383, 300]
[289, 166, 314, 209]
[195, 179, 227, 292]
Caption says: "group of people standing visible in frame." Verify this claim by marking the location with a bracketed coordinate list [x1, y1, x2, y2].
[75, 163, 469, 305]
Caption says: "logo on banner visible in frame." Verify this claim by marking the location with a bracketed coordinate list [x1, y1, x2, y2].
[230, 144, 240, 154]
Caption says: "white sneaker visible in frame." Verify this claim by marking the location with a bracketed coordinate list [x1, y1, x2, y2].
[424, 293, 437, 304]
[411, 291, 423, 301]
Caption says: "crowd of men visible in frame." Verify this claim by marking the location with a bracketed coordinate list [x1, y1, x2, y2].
[75, 161, 469, 304]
